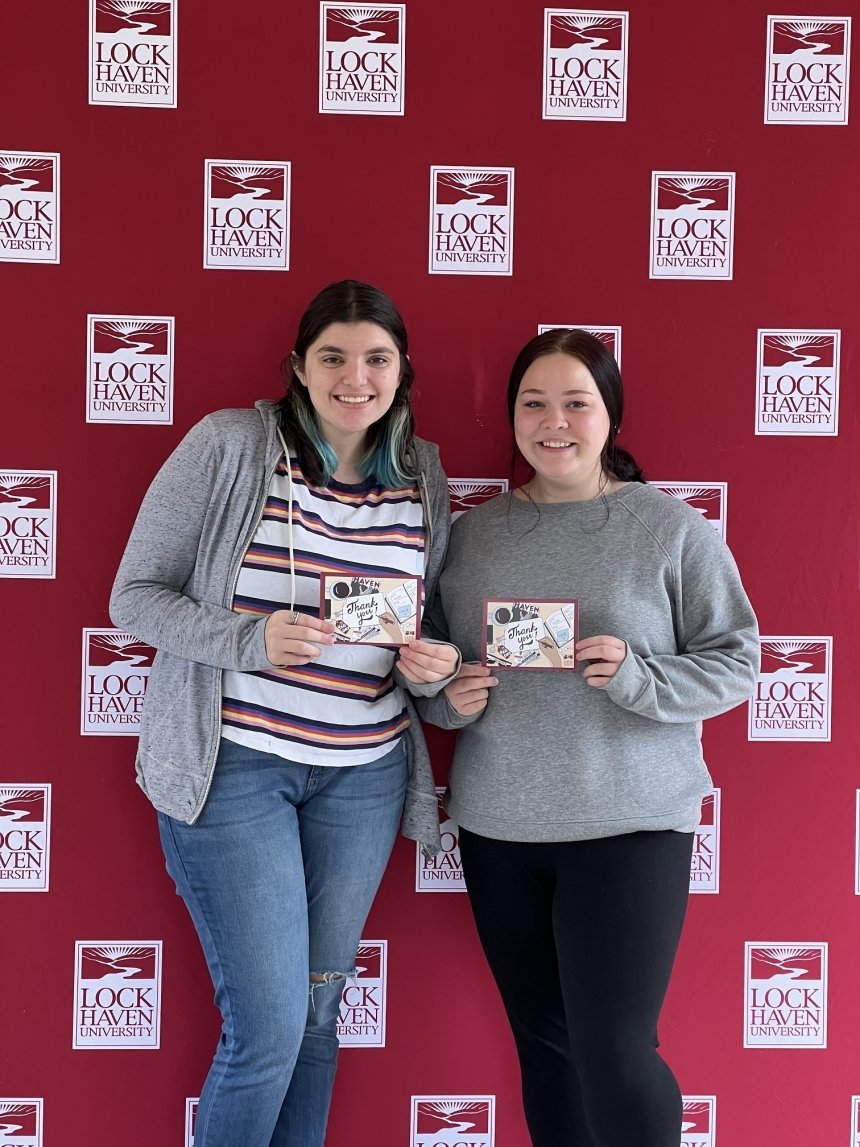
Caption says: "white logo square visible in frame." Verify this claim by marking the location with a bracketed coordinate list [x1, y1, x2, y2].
[765, 16, 851, 124]
[650, 482, 727, 541]
[755, 328, 840, 436]
[0, 471, 57, 578]
[0, 785, 51, 893]
[86, 315, 175, 424]
[89, 0, 178, 108]
[749, 636, 832, 741]
[416, 788, 466, 891]
[650, 171, 735, 280]
[744, 941, 827, 1048]
[690, 790, 719, 895]
[73, 941, 162, 1049]
[543, 9, 629, 120]
[447, 479, 509, 521]
[429, 167, 514, 275]
[320, 4, 406, 114]
[410, 1096, 495, 1146]
[0, 152, 60, 264]
[682, 1095, 716, 1146]
[81, 629, 155, 735]
[337, 940, 387, 1047]
[204, 160, 291, 270]
[0, 1099, 43, 1146]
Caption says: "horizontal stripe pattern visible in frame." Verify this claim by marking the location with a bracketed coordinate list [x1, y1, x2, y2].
[223, 700, 411, 750]
[221, 454, 425, 766]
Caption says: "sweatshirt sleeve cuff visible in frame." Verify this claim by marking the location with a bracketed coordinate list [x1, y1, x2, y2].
[602, 644, 648, 708]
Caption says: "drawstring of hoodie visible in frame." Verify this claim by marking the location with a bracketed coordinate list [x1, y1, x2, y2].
[275, 427, 298, 615]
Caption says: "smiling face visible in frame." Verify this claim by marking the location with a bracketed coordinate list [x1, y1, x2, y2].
[513, 352, 611, 498]
[293, 321, 402, 454]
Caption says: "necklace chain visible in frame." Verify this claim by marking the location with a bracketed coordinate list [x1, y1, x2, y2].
[524, 470, 610, 503]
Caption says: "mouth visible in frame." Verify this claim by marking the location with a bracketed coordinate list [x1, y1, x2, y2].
[333, 395, 373, 405]
[537, 440, 574, 449]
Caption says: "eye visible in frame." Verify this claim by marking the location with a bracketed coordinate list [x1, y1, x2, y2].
[368, 355, 392, 366]
[568, 400, 588, 409]
[321, 355, 344, 366]
[522, 400, 543, 409]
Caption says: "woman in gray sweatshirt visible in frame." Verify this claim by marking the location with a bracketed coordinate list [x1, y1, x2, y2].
[419, 328, 759, 1147]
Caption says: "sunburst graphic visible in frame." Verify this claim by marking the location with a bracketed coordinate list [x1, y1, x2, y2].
[753, 945, 821, 973]
[438, 171, 507, 195]
[82, 943, 155, 972]
[0, 1104, 38, 1137]
[775, 19, 844, 46]
[659, 176, 728, 209]
[552, 13, 622, 33]
[765, 333, 830, 353]
[0, 473, 52, 511]
[212, 164, 284, 192]
[0, 788, 45, 819]
[0, 155, 52, 177]
[658, 484, 720, 506]
[95, 320, 167, 340]
[761, 639, 825, 659]
[96, 0, 170, 19]
[448, 480, 508, 513]
[418, 1099, 487, 1124]
[329, 6, 398, 24]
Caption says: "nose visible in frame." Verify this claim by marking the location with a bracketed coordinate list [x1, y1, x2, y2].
[541, 405, 569, 429]
[341, 358, 368, 388]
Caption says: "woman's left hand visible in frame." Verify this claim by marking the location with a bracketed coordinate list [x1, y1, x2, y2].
[396, 640, 460, 685]
[576, 635, 627, 687]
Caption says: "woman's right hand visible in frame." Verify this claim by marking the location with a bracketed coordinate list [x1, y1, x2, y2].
[265, 610, 336, 667]
[444, 661, 498, 716]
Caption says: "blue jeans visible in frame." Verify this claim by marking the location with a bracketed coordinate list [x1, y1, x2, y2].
[158, 737, 408, 1147]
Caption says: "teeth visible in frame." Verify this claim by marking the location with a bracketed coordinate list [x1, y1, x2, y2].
[335, 395, 372, 404]
[540, 441, 572, 448]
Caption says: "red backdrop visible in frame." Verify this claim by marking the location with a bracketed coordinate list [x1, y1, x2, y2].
[2, 1, 858, 1144]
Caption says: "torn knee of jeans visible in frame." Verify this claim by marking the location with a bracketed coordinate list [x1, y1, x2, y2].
[308, 968, 357, 1009]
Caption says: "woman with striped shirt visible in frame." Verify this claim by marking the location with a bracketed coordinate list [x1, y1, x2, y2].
[110, 281, 459, 1147]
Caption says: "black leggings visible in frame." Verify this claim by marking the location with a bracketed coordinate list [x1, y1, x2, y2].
[458, 828, 694, 1147]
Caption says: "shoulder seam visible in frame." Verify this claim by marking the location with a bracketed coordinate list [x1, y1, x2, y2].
[616, 498, 677, 583]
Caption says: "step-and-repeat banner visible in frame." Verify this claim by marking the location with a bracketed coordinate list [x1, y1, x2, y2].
[2, 2, 857, 1145]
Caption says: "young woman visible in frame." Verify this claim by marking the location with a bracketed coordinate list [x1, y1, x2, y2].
[419, 328, 759, 1147]
[110, 281, 459, 1147]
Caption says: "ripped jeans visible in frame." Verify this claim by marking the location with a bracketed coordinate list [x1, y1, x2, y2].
[158, 736, 408, 1147]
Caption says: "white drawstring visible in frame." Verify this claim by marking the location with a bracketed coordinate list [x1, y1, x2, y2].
[275, 428, 297, 615]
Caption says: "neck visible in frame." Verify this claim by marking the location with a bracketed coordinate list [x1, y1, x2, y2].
[329, 436, 367, 484]
[524, 469, 611, 504]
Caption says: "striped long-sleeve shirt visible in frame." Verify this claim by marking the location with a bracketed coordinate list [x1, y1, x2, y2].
[221, 455, 426, 765]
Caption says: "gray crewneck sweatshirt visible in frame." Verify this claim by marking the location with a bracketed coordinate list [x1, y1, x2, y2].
[418, 484, 759, 842]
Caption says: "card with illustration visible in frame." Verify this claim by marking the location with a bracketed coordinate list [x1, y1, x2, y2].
[483, 599, 579, 669]
[320, 574, 422, 646]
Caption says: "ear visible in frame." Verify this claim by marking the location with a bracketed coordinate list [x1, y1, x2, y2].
[291, 352, 307, 386]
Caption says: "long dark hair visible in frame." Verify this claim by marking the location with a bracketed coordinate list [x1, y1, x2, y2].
[506, 328, 646, 483]
[277, 280, 417, 487]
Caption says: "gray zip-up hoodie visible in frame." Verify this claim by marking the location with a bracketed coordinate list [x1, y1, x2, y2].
[110, 401, 453, 851]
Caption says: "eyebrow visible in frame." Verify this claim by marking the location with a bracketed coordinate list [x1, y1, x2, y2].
[519, 388, 592, 396]
[314, 344, 394, 355]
